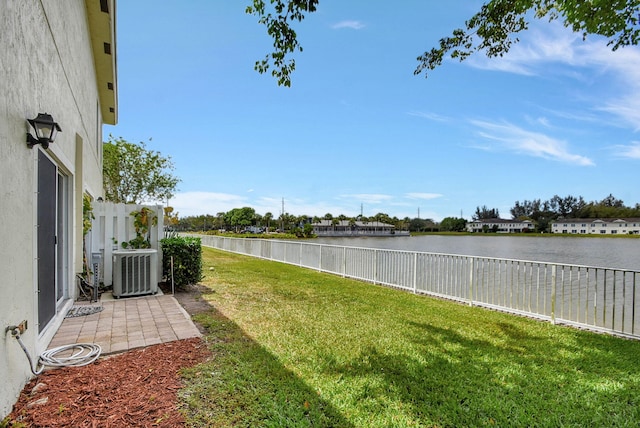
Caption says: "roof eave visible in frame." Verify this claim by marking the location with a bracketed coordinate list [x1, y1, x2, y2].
[86, 0, 118, 125]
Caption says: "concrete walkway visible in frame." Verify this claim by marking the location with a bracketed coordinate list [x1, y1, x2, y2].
[48, 293, 201, 355]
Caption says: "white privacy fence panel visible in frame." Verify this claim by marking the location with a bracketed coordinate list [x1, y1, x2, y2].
[193, 235, 640, 339]
[90, 202, 164, 286]
[300, 243, 321, 270]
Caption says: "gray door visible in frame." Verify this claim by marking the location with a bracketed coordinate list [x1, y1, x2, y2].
[37, 150, 57, 333]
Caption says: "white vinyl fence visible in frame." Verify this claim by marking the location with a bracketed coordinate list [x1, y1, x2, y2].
[194, 235, 640, 340]
[89, 202, 164, 286]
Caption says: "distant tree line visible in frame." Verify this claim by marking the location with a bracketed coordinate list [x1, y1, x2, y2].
[173, 194, 639, 235]
[509, 194, 640, 232]
[174, 209, 441, 234]
[474, 194, 640, 233]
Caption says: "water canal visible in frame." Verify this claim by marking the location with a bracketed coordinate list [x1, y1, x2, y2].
[314, 235, 640, 271]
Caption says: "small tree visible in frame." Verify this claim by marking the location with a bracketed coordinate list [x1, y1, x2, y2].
[473, 206, 500, 220]
[264, 212, 274, 231]
[103, 136, 180, 204]
[440, 217, 467, 232]
[303, 223, 315, 237]
[225, 207, 256, 232]
[163, 206, 179, 229]
[122, 207, 157, 249]
[82, 194, 94, 277]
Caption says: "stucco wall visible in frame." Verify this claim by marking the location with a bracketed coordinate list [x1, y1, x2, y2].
[0, 0, 106, 417]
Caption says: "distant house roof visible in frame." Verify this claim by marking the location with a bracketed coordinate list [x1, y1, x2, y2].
[469, 218, 532, 224]
[312, 220, 394, 228]
[552, 218, 640, 224]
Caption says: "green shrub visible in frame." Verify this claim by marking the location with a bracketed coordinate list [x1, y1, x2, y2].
[160, 236, 202, 289]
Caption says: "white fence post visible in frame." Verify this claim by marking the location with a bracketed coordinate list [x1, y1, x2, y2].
[551, 265, 557, 324]
[413, 252, 418, 293]
[342, 247, 346, 278]
[468, 257, 474, 306]
[374, 249, 378, 285]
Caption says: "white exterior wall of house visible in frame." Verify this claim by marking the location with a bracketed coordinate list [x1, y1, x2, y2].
[466, 219, 533, 233]
[0, 0, 116, 417]
[311, 220, 405, 236]
[551, 219, 640, 235]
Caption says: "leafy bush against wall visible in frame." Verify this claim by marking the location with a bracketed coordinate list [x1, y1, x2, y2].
[160, 236, 202, 289]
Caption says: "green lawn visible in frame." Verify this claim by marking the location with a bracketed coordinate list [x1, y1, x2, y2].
[180, 247, 640, 427]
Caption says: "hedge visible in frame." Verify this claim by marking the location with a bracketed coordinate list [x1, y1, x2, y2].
[160, 236, 202, 289]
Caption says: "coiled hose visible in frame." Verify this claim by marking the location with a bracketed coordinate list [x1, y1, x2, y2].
[8, 326, 101, 375]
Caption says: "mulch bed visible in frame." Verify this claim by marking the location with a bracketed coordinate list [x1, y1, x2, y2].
[7, 336, 210, 427]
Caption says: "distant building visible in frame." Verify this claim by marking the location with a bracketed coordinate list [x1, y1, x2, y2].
[466, 219, 534, 233]
[551, 218, 640, 235]
[312, 220, 409, 237]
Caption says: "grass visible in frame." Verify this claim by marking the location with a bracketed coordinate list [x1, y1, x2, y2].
[180, 247, 640, 427]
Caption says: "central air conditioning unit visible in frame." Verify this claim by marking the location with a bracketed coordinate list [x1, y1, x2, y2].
[112, 249, 158, 298]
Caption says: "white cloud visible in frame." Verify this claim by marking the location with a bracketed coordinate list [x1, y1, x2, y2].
[600, 96, 640, 132]
[405, 193, 443, 200]
[466, 22, 583, 75]
[171, 191, 248, 217]
[470, 119, 595, 166]
[575, 39, 640, 130]
[614, 141, 640, 159]
[541, 107, 601, 124]
[253, 197, 337, 217]
[339, 193, 393, 204]
[331, 20, 365, 30]
[524, 115, 553, 129]
[170, 192, 450, 221]
[466, 22, 640, 130]
[407, 111, 451, 122]
[172, 192, 402, 218]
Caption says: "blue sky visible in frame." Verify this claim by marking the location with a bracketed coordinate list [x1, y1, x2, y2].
[106, 1, 640, 221]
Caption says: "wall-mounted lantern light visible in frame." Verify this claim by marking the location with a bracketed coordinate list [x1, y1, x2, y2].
[26, 113, 61, 149]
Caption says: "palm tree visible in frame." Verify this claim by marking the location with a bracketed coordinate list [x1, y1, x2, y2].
[264, 212, 273, 231]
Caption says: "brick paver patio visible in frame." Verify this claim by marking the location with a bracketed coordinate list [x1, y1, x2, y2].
[48, 294, 201, 355]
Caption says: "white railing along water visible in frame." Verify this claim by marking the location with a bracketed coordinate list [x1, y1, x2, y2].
[194, 235, 640, 340]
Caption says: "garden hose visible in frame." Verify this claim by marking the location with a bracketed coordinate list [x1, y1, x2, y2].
[7, 326, 101, 375]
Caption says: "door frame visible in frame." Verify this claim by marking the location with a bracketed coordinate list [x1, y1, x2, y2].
[36, 149, 72, 334]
